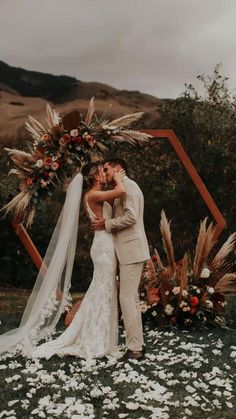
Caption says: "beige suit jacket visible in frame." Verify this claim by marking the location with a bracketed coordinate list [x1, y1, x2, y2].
[105, 176, 150, 265]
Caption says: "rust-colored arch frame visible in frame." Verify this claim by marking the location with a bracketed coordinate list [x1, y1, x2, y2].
[11, 129, 226, 270]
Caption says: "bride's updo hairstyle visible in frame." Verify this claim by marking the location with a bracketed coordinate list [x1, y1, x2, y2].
[81, 161, 101, 190]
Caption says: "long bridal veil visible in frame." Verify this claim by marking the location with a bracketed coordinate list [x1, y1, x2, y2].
[0, 173, 83, 356]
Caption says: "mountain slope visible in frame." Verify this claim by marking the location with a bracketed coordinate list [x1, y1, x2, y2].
[0, 61, 162, 142]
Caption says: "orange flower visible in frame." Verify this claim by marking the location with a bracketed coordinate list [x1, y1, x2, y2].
[86, 134, 96, 145]
[44, 156, 53, 166]
[190, 296, 199, 306]
[26, 178, 34, 186]
[59, 138, 67, 146]
[146, 287, 160, 305]
[41, 134, 50, 142]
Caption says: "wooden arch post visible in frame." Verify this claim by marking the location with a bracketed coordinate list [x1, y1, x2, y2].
[11, 129, 226, 271]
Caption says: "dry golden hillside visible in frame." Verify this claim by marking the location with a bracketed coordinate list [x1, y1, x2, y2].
[0, 60, 162, 144]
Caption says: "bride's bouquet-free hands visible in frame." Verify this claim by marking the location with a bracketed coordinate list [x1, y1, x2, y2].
[114, 168, 126, 183]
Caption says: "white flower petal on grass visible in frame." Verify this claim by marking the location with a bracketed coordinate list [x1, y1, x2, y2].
[186, 385, 196, 394]
[7, 400, 19, 407]
[65, 397, 76, 405]
[212, 349, 221, 355]
[0, 410, 16, 419]
[184, 396, 199, 407]
[38, 412, 46, 418]
[226, 401, 233, 408]
[223, 390, 232, 397]
[167, 379, 180, 386]
[20, 399, 30, 410]
[193, 380, 209, 391]
[90, 388, 103, 398]
[5, 375, 21, 384]
[146, 353, 156, 361]
[215, 339, 224, 349]
[125, 402, 139, 410]
[118, 414, 129, 418]
[31, 408, 40, 415]
[13, 384, 23, 391]
[230, 351, 236, 358]
[212, 399, 221, 408]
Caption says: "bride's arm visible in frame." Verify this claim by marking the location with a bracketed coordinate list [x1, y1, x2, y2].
[92, 170, 126, 203]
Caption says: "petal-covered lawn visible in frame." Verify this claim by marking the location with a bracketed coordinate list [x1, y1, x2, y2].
[0, 315, 235, 419]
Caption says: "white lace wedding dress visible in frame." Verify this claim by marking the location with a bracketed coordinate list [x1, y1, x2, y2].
[32, 201, 118, 359]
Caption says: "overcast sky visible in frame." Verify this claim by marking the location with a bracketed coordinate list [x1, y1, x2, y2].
[0, 0, 236, 99]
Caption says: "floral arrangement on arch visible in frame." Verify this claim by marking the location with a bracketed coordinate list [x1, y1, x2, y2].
[139, 211, 236, 328]
[3, 98, 151, 226]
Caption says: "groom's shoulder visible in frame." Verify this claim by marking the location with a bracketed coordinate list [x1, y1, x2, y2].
[125, 177, 141, 192]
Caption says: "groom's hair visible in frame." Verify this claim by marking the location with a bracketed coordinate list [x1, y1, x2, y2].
[103, 158, 128, 173]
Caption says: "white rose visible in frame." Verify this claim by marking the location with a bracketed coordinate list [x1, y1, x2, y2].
[200, 267, 211, 279]
[140, 302, 148, 313]
[70, 129, 79, 137]
[182, 289, 188, 297]
[172, 286, 180, 295]
[164, 304, 174, 315]
[207, 286, 214, 294]
[205, 299, 213, 308]
[36, 159, 44, 168]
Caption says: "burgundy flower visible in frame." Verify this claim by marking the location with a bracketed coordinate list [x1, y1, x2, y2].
[74, 136, 83, 144]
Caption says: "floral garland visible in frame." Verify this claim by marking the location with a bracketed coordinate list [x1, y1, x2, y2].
[139, 211, 236, 328]
[3, 98, 151, 226]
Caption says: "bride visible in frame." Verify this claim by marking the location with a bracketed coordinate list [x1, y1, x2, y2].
[0, 162, 125, 359]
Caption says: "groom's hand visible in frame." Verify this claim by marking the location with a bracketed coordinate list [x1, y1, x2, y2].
[91, 217, 105, 231]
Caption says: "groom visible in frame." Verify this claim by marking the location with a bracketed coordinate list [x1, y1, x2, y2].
[92, 158, 150, 360]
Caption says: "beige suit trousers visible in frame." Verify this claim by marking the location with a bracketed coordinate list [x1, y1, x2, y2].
[119, 261, 144, 352]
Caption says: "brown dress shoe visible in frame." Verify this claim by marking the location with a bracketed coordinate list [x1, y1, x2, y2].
[119, 349, 144, 362]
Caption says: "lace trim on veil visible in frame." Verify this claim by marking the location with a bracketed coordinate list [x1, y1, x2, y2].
[0, 173, 83, 356]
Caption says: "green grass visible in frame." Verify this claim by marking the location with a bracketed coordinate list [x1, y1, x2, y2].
[0, 308, 236, 419]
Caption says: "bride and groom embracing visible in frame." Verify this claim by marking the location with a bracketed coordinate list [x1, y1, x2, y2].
[0, 158, 150, 361]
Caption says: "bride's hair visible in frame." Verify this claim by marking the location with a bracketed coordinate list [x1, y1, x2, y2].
[81, 161, 101, 190]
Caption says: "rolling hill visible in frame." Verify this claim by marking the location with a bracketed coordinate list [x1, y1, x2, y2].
[0, 60, 163, 142]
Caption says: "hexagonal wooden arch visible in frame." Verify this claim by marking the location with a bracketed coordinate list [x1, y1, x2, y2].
[11, 129, 226, 270]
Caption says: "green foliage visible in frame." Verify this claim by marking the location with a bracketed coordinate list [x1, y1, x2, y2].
[159, 63, 236, 249]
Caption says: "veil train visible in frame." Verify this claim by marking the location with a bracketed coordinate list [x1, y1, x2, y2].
[0, 173, 83, 356]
